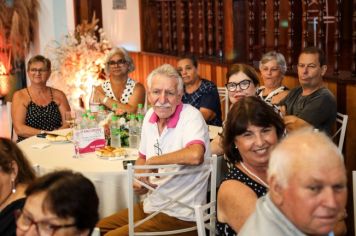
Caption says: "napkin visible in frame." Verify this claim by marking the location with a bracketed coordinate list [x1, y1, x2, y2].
[31, 143, 51, 149]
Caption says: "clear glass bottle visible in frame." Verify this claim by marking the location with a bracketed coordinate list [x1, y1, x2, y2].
[110, 115, 121, 148]
[89, 85, 100, 113]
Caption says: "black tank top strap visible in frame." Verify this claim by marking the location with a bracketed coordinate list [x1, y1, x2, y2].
[26, 88, 33, 100]
[49, 88, 54, 101]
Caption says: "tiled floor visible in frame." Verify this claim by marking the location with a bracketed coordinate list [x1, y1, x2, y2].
[0, 102, 11, 139]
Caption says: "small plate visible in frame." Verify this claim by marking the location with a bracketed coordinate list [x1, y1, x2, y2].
[47, 140, 72, 144]
[96, 154, 127, 161]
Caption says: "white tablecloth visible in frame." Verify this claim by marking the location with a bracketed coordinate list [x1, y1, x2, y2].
[18, 132, 138, 218]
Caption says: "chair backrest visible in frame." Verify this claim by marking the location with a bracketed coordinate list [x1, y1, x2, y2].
[194, 201, 216, 236]
[6, 101, 15, 140]
[127, 156, 217, 236]
[353, 171, 356, 236]
[193, 154, 220, 236]
[217, 87, 229, 120]
[91, 227, 101, 236]
[332, 112, 348, 153]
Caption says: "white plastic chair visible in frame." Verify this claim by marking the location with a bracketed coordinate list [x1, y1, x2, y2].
[91, 227, 100, 236]
[353, 171, 356, 236]
[127, 156, 217, 236]
[194, 201, 216, 236]
[6, 101, 16, 140]
[332, 112, 348, 153]
[217, 87, 229, 120]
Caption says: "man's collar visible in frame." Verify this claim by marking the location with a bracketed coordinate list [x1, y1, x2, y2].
[148, 103, 183, 128]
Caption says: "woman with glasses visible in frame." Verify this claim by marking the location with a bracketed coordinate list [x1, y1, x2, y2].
[257, 51, 289, 104]
[216, 97, 285, 236]
[12, 55, 71, 142]
[225, 63, 260, 105]
[0, 138, 36, 236]
[211, 64, 260, 155]
[93, 47, 145, 114]
[16, 170, 99, 236]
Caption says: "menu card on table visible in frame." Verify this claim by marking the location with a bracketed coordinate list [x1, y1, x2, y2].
[73, 128, 105, 154]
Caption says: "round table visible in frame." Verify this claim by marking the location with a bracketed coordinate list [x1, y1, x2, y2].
[18, 132, 138, 218]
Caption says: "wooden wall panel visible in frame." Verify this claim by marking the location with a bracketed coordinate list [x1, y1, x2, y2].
[128, 51, 228, 88]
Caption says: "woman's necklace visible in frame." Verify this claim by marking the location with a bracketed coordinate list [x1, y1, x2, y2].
[240, 162, 269, 188]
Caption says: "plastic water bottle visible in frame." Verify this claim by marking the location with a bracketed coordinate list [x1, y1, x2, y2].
[80, 113, 89, 129]
[89, 85, 100, 113]
[110, 115, 121, 148]
[137, 103, 145, 116]
[136, 114, 143, 145]
[88, 115, 97, 128]
[112, 103, 118, 114]
[128, 114, 139, 149]
[97, 105, 107, 123]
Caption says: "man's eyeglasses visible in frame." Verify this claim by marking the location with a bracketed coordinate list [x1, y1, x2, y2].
[29, 68, 48, 74]
[108, 59, 127, 66]
[225, 80, 252, 92]
[154, 139, 162, 156]
[15, 209, 76, 236]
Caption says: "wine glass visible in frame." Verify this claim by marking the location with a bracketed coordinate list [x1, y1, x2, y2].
[65, 111, 76, 128]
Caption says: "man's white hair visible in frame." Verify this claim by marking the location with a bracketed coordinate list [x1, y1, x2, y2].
[268, 128, 344, 188]
[146, 64, 184, 94]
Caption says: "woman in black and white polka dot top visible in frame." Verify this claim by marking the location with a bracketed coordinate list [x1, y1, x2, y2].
[12, 55, 71, 142]
[216, 97, 285, 236]
[93, 47, 145, 114]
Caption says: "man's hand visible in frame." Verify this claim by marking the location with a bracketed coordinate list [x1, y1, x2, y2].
[284, 115, 311, 132]
[133, 177, 157, 195]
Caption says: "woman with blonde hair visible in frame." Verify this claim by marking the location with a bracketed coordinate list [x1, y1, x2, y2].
[12, 55, 71, 142]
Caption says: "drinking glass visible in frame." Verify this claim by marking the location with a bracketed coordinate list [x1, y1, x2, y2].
[65, 111, 76, 128]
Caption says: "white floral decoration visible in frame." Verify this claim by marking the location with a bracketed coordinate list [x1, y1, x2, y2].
[45, 26, 111, 110]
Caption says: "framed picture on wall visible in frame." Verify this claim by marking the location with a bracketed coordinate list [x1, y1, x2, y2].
[113, 0, 126, 9]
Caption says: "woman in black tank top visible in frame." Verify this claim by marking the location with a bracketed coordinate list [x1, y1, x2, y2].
[11, 55, 70, 142]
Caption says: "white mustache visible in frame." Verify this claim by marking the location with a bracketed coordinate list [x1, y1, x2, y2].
[154, 102, 171, 108]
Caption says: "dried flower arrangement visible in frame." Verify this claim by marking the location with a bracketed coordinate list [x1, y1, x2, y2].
[45, 14, 111, 109]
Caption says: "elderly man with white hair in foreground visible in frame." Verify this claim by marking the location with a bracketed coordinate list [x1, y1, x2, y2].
[239, 128, 347, 236]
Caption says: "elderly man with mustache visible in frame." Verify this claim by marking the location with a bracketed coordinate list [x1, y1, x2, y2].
[97, 64, 211, 236]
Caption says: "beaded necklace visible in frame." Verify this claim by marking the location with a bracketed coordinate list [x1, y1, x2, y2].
[240, 162, 269, 188]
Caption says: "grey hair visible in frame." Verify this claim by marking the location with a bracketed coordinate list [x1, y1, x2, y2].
[105, 47, 135, 74]
[268, 128, 344, 188]
[259, 51, 287, 74]
[146, 64, 184, 95]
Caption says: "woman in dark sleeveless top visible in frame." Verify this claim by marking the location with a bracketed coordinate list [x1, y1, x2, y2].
[216, 97, 285, 235]
[11, 55, 70, 142]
